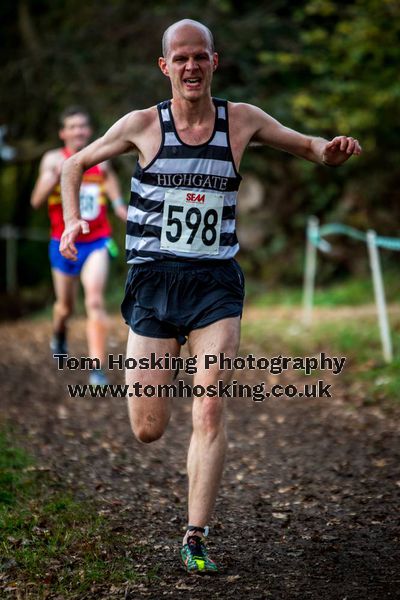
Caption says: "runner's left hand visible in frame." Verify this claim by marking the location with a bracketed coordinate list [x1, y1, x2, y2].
[322, 136, 362, 166]
[59, 219, 89, 260]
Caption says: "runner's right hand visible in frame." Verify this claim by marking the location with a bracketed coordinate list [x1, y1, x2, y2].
[59, 219, 89, 260]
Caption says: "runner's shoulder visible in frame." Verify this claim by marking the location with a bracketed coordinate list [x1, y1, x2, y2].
[40, 147, 65, 170]
[120, 106, 159, 136]
[227, 101, 267, 123]
[227, 102, 275, 144]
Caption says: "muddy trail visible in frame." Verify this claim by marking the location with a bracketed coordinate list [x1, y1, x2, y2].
[0, 311, 399, 599]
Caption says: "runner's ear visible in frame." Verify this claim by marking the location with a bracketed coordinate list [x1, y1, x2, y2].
[158, 57, 169, 77]
[212, 52, 219, 71]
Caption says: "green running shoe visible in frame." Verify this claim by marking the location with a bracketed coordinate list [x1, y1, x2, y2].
[180, 535, 218, 574]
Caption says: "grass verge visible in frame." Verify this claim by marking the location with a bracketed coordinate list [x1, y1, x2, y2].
[0, 427, 151, 598]
[241, 305, 400, 406]
[246, 268, 400, 308]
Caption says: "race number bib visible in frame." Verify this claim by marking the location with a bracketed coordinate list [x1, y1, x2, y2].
[160, 189, 223, 255]
[79, 183, 101, 221]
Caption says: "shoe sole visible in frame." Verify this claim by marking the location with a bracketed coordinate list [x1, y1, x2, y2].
[180, 558, 219, 575]
[181, 567, 219, 575]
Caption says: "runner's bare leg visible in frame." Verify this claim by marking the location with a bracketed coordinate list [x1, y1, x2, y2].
[185, 316, 240, 539]
[126, 330, 180, 443]
[51, 269, 79, 334]
[80, 247, 109, 365]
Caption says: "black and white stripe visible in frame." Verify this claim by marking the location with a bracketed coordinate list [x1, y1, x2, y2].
[126, 98, 242, 263]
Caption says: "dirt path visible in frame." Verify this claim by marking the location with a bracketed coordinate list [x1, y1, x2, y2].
[0, 311, 399, 599]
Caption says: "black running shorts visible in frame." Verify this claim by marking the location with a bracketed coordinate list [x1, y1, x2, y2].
[121, 258, 245, 345]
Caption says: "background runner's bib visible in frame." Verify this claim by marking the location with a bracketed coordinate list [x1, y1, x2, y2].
[126, 98, 242, 264]
[160, 189, 223, 255]
[79, 182, 101, 221]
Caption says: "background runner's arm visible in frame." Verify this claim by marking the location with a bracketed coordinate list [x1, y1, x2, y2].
[246, 104, 361, 166]
[102, 161, 128, 221]
[31, 152, 60, 209]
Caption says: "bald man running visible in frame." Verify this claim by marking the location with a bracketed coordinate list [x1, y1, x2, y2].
[60, 19, 361, 574]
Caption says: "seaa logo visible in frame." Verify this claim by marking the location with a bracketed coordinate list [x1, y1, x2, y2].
[186, 193, 205, 204]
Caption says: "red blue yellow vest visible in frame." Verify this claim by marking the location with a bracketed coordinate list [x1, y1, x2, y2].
[48, 148, 111, 242]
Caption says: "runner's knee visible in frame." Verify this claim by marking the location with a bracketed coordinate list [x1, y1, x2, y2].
[54, 300, 73, 320]
[84, 293, 105, 318]
[193, 397, 225, 439]
[129, 404, 170, 444]
[132, 421, 166, 444]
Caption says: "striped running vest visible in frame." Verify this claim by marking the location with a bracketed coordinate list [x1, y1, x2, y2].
[126, 98, 242, 263]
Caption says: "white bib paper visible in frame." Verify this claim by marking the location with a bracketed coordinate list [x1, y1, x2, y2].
[79, 183, 101, 221]
[160, 189, 224, 255]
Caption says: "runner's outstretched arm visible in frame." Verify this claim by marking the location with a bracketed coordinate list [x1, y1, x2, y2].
[242, 104, 362, 166]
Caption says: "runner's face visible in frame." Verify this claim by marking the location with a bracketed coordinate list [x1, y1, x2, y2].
[159, 26, 218, 101]
[59, 115, 92, 151]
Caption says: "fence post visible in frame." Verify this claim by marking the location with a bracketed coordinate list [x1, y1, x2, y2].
[302, 216, 319, 326]
[367, 230, 393, 363]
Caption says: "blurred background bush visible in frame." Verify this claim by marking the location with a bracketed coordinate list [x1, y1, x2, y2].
[1, 0, 399, 314]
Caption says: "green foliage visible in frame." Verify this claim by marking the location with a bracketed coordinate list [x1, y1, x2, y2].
[0, 0, 399, 292]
